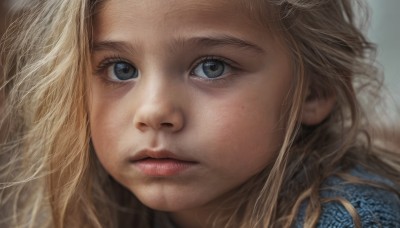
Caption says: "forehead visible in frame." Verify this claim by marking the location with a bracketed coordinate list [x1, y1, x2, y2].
[94, 0, 269, 17]
[92, 0, 273, 38]
[90, 0, 290, 75]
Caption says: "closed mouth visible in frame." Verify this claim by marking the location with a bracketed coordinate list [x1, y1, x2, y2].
[129, 148, 196, 163]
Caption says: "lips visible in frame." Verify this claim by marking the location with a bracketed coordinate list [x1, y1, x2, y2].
[130, 149, 197, 176]
[130, 149, 189, 161]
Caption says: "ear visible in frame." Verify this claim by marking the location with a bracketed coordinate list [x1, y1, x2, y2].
[301, 94, 336, 126]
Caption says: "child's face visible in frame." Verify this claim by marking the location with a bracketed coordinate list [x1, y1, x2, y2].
[90, 0, 292, 219]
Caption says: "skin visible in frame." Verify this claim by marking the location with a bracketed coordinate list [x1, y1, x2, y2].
[89, 0, 293, 227]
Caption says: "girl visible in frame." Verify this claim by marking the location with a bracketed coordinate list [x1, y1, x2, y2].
[1, 0, 399, 227]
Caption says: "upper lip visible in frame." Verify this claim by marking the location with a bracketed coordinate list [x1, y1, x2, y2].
[129, 149, 195, 162]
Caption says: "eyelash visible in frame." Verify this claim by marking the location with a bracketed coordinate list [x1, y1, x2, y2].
[189, 56, 237, 82]
[94, 55, 238, 85]
[95, 55, 131, 75]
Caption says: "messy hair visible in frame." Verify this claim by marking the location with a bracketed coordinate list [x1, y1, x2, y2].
[224, 0, 400, 227]
[1, 0, 399, 227]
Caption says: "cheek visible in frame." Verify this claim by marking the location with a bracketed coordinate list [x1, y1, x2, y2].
[194, 92, 285, 176]
[89, 93, 132, 174]
[89, 81, 132, 143]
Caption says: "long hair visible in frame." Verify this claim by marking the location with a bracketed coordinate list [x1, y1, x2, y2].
[1, 0, 399, 227]
[222, 1, 400, 227]
[1, 0, 94, 227]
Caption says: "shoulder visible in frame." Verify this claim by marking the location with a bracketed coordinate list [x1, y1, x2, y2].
[295, 167, 400, 228]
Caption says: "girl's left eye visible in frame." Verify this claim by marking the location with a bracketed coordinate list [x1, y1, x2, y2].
[192, 59, 231, 79]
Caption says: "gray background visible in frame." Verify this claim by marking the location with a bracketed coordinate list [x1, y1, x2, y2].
[367, 0, 400, 113]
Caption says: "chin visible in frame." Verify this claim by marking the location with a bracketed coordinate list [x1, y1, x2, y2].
[131, 187, 197, 212]
[137, 195, 193, 212]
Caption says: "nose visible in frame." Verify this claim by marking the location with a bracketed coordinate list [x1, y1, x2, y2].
[133, 86, 185, 133]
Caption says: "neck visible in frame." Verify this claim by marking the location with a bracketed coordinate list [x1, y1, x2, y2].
[166, 179, 261, 227]
[169, 209, 210, 228]
[168, 198, 241, 228]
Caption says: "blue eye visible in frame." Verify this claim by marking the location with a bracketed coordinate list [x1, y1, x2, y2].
[192, 59, 230, 79]
[108, 62, 138, 81]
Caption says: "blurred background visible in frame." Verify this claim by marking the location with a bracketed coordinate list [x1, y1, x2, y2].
[366, 0, 400, 119]
[368, 0, 400, 96]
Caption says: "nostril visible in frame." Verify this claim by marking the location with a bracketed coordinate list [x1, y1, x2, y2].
[161, 122, 174, 128]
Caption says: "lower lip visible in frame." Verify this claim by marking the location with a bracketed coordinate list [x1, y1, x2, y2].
[133, 158, 196, 176]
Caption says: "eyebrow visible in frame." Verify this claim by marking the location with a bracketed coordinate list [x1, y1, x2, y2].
[91, 35, 265, 55]
[178, 35, 265, 54]
[92, 41, 137, 54]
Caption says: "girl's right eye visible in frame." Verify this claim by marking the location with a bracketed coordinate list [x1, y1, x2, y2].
[106, 62, 139, 81]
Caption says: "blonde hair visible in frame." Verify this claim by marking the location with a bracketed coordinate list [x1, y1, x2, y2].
[1, 0, 399, 227]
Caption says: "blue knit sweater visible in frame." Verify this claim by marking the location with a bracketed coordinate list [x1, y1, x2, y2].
[295, 167, 400, 227]
[153, 167, 400, 227]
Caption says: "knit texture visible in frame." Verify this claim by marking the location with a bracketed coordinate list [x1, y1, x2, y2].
[295, 167, 400, 227]
[152, 167, 400, 227]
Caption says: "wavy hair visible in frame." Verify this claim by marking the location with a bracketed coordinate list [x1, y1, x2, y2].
[1, 0, 399, 227]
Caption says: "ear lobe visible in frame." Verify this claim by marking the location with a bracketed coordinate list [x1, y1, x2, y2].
[301, 95, 336, 126]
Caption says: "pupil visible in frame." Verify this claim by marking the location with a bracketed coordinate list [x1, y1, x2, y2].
[122, 67, 130, 73]
[210, 64, 218, 71]
[114, 62, 137, 80]
[203, 60, 224, 78]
